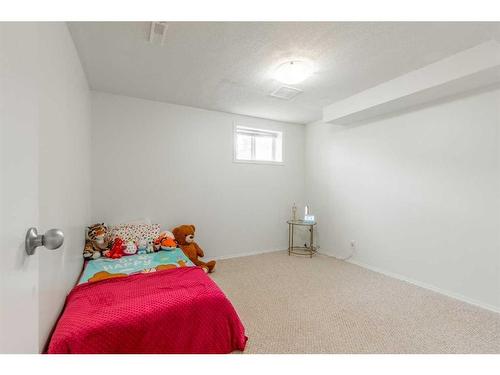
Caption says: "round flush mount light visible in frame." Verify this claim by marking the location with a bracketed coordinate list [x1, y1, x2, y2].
[273, 60, 313, 85]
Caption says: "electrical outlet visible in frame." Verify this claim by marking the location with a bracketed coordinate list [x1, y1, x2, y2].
[350, 240, 356, 250]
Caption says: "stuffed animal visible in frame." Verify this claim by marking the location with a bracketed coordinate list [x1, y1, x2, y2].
[106, 238, 125, 259]
[146, 238, 155, 253]
[124, 240, 137, 256]
[83, 223, 110, 260]
[136, 238, 148, 255]
[172, 224, 216, 273]
[154, 231, 177, 251]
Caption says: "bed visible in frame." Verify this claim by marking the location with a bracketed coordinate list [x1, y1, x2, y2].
[47, 249, 247, 354]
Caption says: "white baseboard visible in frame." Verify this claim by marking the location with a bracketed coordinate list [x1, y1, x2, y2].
[212, 248, 283, 261]
[341, 257, 500, 314]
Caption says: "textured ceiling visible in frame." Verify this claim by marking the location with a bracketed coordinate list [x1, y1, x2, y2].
[68, 22, 500, 124]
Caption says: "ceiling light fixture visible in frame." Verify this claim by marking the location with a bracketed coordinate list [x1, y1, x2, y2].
[273, 60, 313, 85]
[148, 21, 169, 45]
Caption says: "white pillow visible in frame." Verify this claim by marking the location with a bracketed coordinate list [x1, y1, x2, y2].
[107, 223, 160, 242]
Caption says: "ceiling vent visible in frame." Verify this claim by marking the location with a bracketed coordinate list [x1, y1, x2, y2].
[148, 22, 169, 45]
[269, 86, 303, 100]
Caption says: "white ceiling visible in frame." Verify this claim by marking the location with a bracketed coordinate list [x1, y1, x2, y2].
[68, 22, 500, 124]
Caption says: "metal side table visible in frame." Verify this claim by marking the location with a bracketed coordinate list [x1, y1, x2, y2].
[287, 220, 317, 258]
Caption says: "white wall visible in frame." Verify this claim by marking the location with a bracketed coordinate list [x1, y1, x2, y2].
[91, 92, 305, 259]
[0, 23, 40, 354]
[0, 23, 91, 353]
[37, 23, 91, 351]
[306, 88, 500, 311]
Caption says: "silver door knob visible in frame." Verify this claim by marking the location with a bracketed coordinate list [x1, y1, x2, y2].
[25, 227, 64, 255]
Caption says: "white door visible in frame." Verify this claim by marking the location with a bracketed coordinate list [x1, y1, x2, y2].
[0, 23, 40, 353]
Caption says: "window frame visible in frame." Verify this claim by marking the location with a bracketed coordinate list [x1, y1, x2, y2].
[233, 124, 284, 166]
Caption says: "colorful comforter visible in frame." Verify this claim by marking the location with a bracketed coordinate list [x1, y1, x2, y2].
[78, 249, 194, 284]
[48, 266, 247, 354]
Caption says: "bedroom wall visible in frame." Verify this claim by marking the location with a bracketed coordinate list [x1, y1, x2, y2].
[37, 23, 92, 351]
[305, 88, 500, 311]
[91, 92, 305, 259]
[0, 22, 40, 354]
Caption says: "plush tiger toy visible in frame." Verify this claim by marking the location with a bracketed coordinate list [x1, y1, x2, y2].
[83, 223, 110, 260]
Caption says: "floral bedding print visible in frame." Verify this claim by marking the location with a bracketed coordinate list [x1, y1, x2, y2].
[106, 223, 161, 242]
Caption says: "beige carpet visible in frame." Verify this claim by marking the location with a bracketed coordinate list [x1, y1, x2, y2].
[210, 251, 500, 354]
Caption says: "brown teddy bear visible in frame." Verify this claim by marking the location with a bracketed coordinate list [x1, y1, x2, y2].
[172, 224, 216, 273]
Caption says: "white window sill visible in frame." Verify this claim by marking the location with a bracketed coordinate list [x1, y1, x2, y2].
[233, 158, 284, 166]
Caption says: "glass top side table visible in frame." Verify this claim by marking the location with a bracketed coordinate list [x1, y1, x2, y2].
[287, 220, 317, 258]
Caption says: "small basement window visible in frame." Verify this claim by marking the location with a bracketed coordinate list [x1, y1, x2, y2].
[234, 125, 283, 164]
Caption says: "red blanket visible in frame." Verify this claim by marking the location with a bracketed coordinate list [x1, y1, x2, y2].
[48, 267, 247, 354]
